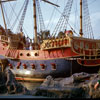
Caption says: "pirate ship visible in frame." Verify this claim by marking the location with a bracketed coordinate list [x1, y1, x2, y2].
[0, 0, 100, 82]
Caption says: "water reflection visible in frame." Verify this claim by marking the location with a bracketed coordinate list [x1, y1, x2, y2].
[19, 82, 42, 90]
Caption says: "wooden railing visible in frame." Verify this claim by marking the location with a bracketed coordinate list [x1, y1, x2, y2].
[41, 37, 71, 50]
[0, 35, 8, 42]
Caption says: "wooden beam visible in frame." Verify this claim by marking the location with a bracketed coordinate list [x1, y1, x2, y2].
[42, 0, 60, 7]
[0, 0, 16, 3]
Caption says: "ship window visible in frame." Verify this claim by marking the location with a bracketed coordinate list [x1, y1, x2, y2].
[31, 64, 36, 69]
[41, 66, 45, 70]
[34, 53, 38, 56]
[51, 63, 56, 70]
[74, 41, 78, 50]
[97, 43, 100, 49]
[52, 65, 56, 70]
[27, 53, 30, 56]
[80, 42, 84, 49]
[85, 43, 89, 50]
[20, 53, 23, 56]
[40, 64, 46, 70]
[92, 44, 95, 49]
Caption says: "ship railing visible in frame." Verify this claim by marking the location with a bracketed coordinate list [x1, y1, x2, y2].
[0, 35, 8, 42]
[41, 37, 71, 50]
[81, 48, 100, 59]
[8, 36, 20, 42]
[0, 35, 20, 43]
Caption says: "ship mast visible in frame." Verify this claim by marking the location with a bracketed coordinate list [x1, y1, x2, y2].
[33, 0, 59, 50]
[33, 0, 38, 50]
[0, 0, 16, 31]
[79, 0, 83, 37]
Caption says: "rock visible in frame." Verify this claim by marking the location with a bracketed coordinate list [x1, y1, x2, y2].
[0, 84, 8, 94]
[0, 69, 30, 95]
[59, 75, 74, 87]
[39, 72, 100, 98]
[41, 75, 55, 87]
[88, 74, 100, 98]
[41, 72, 92, 88]
[0, 71, 7, 94]
[72, 72, 91, 82]
[33, 86, 86, 98]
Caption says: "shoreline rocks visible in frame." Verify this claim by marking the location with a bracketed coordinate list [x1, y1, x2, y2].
[1, 69, 100, 98]
[34, 72, 100, 98]
[0, 69, 30, 95]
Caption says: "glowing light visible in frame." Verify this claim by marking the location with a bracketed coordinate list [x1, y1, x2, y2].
[31, 52, 34, 56]
[25, 70, 31, 75]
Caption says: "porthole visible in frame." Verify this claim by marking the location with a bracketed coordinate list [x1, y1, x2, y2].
[40, 64, 46, 70]
[20, 53, 23, 56]
[31, 64, 36, 69]
[27, 53, 31, 56]
[17, 66, 20, 69]
[51, 63, 56, 70]
[23, 64, 27, 69]
[34, 53, 38, 56]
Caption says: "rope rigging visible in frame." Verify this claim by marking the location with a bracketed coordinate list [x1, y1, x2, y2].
[2, 0, 31, 39]
[82, 0, 94, 39]
[8, 2, 17, 27]
[46, 0, 59, 30]
[2, 4, 11, 29]
[36, 0, 45, 32]
[16, 0, 29, 33]
[52, 0, 74, 37]
[0, 0, 96, 42]
[10, 1, 26, 31]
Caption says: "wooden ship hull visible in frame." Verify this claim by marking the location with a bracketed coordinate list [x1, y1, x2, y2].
[0, 31, 100, 82]
[0, 0, 100, 83]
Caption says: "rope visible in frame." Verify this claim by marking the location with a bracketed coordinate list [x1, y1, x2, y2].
[46, 0, 59, 30]
[8, 2, 17, 27]
[10, 0, 26, 30]
[52, 7, 78, 36]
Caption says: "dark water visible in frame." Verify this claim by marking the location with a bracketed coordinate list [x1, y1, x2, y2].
[0, 94, 49, 98]
[19, 82, 42, 90]
[0, 82, 43, 98]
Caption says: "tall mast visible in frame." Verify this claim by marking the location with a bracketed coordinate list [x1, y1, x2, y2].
[79, 0, 83, 37]
[0, 1, 7, 30]
[33, 0, 38, 50]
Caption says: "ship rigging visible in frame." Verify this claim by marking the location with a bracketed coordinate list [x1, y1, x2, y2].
[0, 0, 100, 85]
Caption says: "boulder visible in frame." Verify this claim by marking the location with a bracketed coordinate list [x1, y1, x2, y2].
[88, 74, 100, 98]
[0, 69, 30, 95]
[38, 72, 100, 98]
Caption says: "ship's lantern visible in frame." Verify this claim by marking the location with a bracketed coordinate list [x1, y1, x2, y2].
[16, 62, 21, 69]
[51, 63, 56, 70]
[31, 64, 36, 69]
[22, 64, 27, 69]
[8, 64, 13, 69]
[40, 64, 46, 70]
